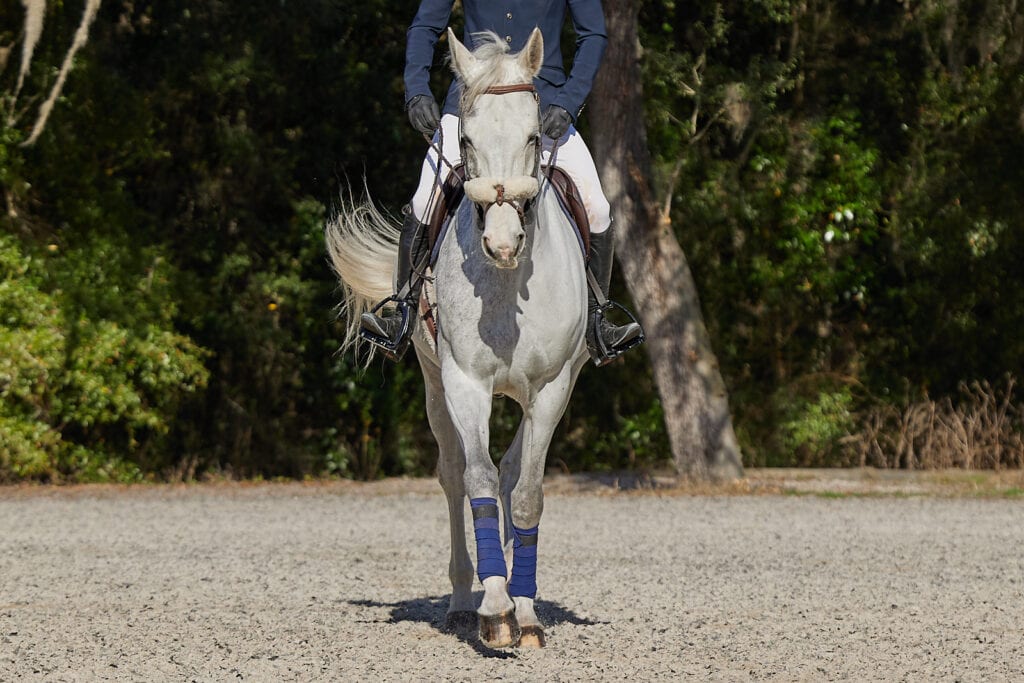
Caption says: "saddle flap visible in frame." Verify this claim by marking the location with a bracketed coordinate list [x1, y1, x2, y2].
[543, 166, 591, 260]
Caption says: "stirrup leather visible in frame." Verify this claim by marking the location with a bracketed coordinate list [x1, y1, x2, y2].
[589, 301, 645, 367]
[359, 296, 414, 362]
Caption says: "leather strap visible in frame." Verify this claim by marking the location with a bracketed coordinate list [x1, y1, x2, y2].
[483, 83, 537, 96]
[471, 503, 499, 520]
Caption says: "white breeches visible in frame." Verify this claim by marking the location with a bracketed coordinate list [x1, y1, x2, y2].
[410, 114, 612, 234]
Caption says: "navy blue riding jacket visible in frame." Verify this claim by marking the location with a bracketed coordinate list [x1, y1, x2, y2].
[404, 0, 608, 122]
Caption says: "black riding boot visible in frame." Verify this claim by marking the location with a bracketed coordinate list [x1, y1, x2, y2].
[359, 208, 430, 361]
[586, 229, 644, 366]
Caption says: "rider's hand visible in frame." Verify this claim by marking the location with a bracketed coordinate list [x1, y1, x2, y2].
[541, 105, 572, 140]
[407, 95, 441, 136]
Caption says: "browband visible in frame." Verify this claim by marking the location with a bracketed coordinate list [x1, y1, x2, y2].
[483, 83, 537, 96]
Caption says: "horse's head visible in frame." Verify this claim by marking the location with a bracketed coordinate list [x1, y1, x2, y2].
[448, 28, 544, 270]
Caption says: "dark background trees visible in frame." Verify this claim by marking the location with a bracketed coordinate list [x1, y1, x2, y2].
[1, 0, 1022, 481]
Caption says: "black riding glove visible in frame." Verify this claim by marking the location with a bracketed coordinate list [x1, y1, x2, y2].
[541, 105, 572, 139]
[407, 95, 441, 136]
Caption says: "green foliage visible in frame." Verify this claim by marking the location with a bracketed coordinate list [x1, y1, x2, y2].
[642, 0, 1024, 466]
[0, 234, 208, 481]
[3, 0, 1023, 480]
[777, 386, 854, 467]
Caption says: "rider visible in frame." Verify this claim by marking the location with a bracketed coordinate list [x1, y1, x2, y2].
[360, 0, 643, 364]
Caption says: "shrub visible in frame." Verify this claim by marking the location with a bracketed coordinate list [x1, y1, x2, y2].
[0, 235, 209, 481]
[850, 377, 1024, 470]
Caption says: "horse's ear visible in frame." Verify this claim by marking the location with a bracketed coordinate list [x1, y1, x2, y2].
[448, 28, 476, 80]
[518, 28, 544, 78]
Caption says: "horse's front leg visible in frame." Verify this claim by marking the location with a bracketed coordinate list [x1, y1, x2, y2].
[441, 362, 519, 648]
[502, 365, 578, 649]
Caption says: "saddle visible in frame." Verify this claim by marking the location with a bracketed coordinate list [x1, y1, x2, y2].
[425, 164, 591, 262]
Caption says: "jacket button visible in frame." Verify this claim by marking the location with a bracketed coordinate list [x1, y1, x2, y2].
[506, 12, 512, 19]
[505, 35, 512, 43]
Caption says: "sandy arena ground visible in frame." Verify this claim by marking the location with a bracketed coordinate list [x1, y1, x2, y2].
[1, 471, 1023, 681]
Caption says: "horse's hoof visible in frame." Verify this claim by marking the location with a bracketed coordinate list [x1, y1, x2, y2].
[517, 625, 546, 649]
[478, 610, 521, 649]
[443, 610, 477, 634]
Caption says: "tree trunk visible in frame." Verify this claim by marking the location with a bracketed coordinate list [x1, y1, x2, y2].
[589, 0, 744, 480]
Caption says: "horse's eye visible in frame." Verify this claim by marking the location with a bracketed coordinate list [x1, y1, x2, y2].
[462, 138, 478, 175]
[525, 135, 540, 173]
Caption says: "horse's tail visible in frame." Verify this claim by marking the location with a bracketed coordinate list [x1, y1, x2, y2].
[324, 193, 399, 356]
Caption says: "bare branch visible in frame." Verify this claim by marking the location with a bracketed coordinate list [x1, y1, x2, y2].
[1, 44, 13, 76]
[847, 376, 1024, 469]
[661, 157, 685, 220]
[658, 107, 726, 219]
[14, 0, 47, 101]
[23, 0, 103, 147]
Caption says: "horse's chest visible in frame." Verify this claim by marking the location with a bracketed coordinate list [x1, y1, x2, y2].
[436, 290, 582, 396]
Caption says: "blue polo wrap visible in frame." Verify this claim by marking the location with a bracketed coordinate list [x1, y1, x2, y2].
[507, 524, 539, 598]
[470, 497, 507, 582]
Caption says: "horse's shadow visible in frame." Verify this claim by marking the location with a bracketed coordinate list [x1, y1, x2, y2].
[347, 593, 603, 658]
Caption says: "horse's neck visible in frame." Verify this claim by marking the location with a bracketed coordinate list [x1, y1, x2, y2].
[532, 187, 583, 263]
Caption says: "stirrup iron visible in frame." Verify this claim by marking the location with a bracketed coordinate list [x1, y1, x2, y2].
[359, 296, 414, 362]
[589, 301, 645, 367]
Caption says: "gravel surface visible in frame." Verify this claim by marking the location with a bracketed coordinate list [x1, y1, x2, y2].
[1, 479, 1022, 681]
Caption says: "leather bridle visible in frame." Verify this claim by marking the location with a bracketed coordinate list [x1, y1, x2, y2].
[459, 83, 542, 228]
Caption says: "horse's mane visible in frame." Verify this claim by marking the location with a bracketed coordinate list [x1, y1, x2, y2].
[455, 31, 531, 113]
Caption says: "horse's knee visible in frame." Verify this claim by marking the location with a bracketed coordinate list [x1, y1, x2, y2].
[463, 466, 500, 500]
[437, 469, 458, 493]
[510, 489, 543, 529]
[437, 456, 466, 495]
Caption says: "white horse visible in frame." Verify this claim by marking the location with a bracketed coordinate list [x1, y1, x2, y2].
[326, 29, 588, 650]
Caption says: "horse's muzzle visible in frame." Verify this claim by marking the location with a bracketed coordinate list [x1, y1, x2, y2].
[482, 229, 525, 269]
[467, 176, 534, 269]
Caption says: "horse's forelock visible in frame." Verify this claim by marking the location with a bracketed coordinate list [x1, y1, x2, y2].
[456, 31, 531, 113]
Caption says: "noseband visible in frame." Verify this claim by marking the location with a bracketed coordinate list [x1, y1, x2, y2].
[491, 183, 521, 220]
[459, 83, 541, 228]
[464, 175, 539, 225]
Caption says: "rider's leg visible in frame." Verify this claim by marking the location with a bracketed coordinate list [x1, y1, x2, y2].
[541, 126, 611, 235]
[410, 114, 463, 223]
[360, 115, 462, 357]
[358, 207, 429, 342]
[587, 229, 642, 359]
[542, 127, 642, 362]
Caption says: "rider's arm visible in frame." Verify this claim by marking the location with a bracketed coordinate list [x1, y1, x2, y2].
[404, 0, 456, 105]
[552, 0, 609, 121]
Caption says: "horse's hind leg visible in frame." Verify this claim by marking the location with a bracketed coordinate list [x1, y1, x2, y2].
[439, 473, 477, 632]
[419, 355, 475, 630]
[498, 421, 526, 570]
